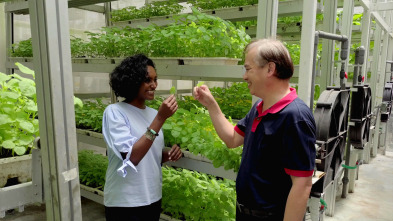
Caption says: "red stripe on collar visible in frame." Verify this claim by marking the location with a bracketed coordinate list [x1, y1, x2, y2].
[252, 88, 297, 132]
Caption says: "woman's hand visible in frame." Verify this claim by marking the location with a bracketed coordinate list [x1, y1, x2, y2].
[167, 144, 183, 162]
[157, 94, 178, 121]
[193, 85, 217, 109]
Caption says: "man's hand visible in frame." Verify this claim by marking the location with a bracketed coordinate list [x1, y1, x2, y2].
[193, 85, 217, 109]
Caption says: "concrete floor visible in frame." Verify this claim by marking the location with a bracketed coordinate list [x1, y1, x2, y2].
[324, 151, 393, 221]
[2, 123, 393, 221]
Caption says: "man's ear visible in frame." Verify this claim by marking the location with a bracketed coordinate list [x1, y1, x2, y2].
[267, 62, 276, 76]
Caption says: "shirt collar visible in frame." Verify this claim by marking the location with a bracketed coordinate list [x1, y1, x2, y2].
[256, 87, 298, 117]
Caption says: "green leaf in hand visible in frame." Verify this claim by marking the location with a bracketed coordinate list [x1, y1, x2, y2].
[197, 81, 205, 87]
[170, 86, 177, 95]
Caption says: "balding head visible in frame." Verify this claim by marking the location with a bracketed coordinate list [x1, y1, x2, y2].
[244, 38, 294, 79]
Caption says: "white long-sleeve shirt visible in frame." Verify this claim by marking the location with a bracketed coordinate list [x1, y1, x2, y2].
[102, 102, 164, 207]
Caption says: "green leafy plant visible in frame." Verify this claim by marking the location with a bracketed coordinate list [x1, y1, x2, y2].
[0, 63, 82, 158]
[162, 166, 236, 220]
[146, 96, 164, 110]
[75, 98, 106, 133]
[11, 9, 250, 59]
[111, 0, 184, 22]
[144, 8, 250, 58]
[188, 0, 258, 10]
[210, 82, 251, 119]
[352, 13, 363, 26]
[78, 150, 108, 189]
[178, 82, 251, 119]
[11, 37, 93, 58]
[11, 38, 33, 57]
[0, 63, 38, 157]
[162, 107, 242, 171]
[70, 36, 91, 58]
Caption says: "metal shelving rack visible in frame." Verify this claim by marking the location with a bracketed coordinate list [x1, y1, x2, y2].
[76, 129, 238, 180]
[112, 1, 323, 28]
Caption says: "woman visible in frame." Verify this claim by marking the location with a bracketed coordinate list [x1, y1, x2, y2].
[102, 54, 182, 221]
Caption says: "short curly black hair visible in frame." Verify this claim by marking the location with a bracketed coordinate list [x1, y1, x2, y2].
[109, 54, 155, 101]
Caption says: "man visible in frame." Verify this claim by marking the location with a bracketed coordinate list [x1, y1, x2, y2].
[193, 38, 316, 221]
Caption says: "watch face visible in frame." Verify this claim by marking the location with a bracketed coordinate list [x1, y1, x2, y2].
[148, 128, 158, 136]
[150, 129, 157, 135]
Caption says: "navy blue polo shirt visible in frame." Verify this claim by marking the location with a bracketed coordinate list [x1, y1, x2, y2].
[234, 88, 316, 214]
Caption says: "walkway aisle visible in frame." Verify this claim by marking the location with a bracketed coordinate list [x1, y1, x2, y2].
[325, 151, 393, 221]
[325, 117, 393, 221]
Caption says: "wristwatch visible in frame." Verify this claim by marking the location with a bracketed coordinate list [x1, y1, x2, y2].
[148, 127, 159, 136]
[145, 127, 159, 141]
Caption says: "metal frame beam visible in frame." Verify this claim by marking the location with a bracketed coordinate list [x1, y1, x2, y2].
[320, 0, 338, 91]
[341, 0, 354, 74]
[373, 2, 393, 11]
[0, 3, 5, 73]
[361, 9, 372, 81]
[113, 1, 323, 28]
[385, 12, 393, 82]
[256, 0, 278, 40]
[298, 0, 317, 106]
[104, 2, 111, 26]
[28, 0, 82, 220]
[372, 11, 393, 36]
[4, 0, 114, 14]
[369, 22, 383, 158]
[360, 0, 393, 12]
[5, 8, 12, 75]
[373, 30, 389, 157]
[76, 5, 105, 13]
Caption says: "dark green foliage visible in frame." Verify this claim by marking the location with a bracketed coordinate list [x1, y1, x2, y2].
[12, 10, 250, 59]
[162, 107, 242, 172]
[146, 96, 164, 110]
[188, 0, 258, 10]
[211, 82, 251, 119]
[70, 36, 91, 58]
[74, 98, 106, 133]
[177, 82, 251, 119]
[78, 150, 107, 189]
[111, 0, 184, 22]
[11, 39, 33, 57]
[162, 166, 236, 220]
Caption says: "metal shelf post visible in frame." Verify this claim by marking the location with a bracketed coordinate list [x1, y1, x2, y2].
[298, 0, 317, 106]
[28, 0, 82, 220]
[320, 0, 338, 92]
[0, 3, 5, 73]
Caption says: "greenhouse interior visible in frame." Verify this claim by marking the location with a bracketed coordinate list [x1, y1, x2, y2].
[0, 0, 393, 220]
